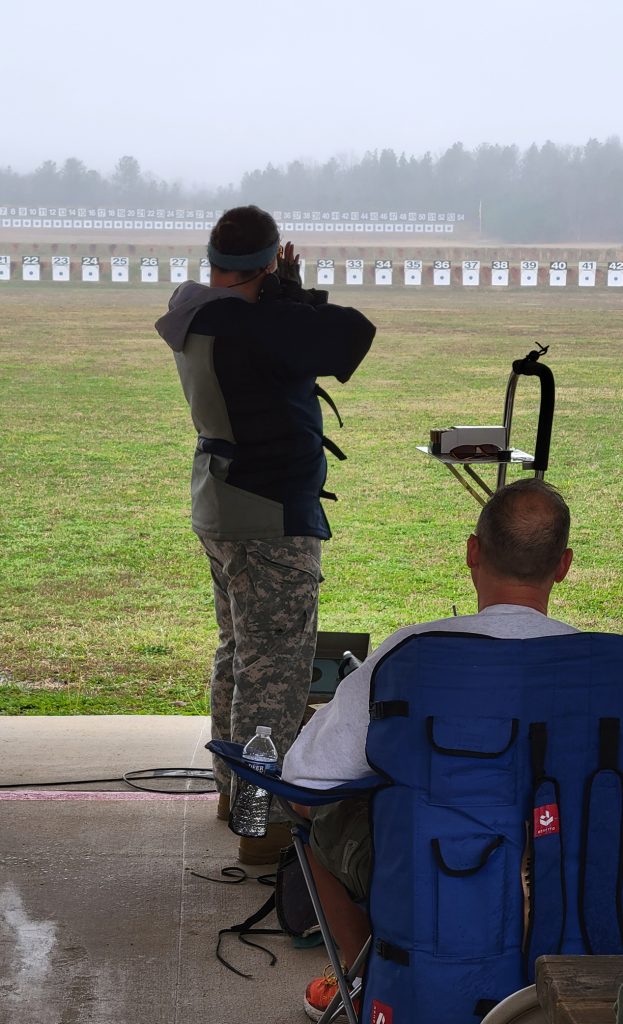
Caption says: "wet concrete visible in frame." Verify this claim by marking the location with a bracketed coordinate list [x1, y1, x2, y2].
[0, 717, 325, 1023]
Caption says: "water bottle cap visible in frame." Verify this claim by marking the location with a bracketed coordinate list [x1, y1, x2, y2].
[256, 725, 272, 737]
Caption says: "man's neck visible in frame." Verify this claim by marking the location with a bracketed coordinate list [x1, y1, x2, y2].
[210, 269, 262, 303]
[477, 584, 550, 616]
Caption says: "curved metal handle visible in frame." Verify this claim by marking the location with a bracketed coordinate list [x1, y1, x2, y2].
[511, 357, 555, 472]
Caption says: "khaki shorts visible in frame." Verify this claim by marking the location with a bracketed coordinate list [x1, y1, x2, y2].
[309, 794, 372, 901]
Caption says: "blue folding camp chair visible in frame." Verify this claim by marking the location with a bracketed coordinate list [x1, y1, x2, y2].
[210, 631, 623, 1024]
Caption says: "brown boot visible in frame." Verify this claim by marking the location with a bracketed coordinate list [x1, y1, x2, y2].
[217, 792, 230, 821]
[238, 823, 293, 865]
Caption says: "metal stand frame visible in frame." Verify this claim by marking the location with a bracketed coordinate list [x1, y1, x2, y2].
[418, 344, 555, 505]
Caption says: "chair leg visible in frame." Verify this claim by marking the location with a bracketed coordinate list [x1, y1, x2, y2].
[292, 831, 363, 1024]
[316, 938, 371, 1024]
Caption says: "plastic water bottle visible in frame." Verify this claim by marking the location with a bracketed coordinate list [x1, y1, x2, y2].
[229, 726, 279, 838]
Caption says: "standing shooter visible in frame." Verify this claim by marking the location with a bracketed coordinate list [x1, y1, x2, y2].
[156, 205, 375, 863]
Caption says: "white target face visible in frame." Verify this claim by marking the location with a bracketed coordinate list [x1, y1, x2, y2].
[81, 256, 100, 282]
[520, 260, 538, 286]
[316, 259, 334, 286]
[404, 259, 422, 286]
[199, 257, 211, 284]
[140, 257, 159, 283]
[374, 259, 392, 285]
[111, 256, 129, 282]
[491, 260, 509, 286]
[578, 261, 596, 287]
[607, 261, 623, 287]
[462, 260, 480, 286]
[0, 255, 9, 281]
[549, 261, 567, 287]
[170, 257, 188, 283]
[22, 256, 41, 281]
[52, 256, 70, 281]
[433, 260, 451, 286]
[346, 259, 363, 285]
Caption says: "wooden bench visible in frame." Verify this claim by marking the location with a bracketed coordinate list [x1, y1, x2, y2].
[536, 955, 623, 1024]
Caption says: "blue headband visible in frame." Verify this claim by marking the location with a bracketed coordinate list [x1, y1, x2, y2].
[207, 239, 279, 271]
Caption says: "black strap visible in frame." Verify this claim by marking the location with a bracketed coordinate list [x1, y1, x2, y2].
[375, 938, 410, 966]
[319, 487, 338, 501]
[578, 718, 623, 954]
[600, 717, 620, 770]
[216, 891, 282, 978]
[196, 435, 236, 458]
[370, 700, 409, 721]
[315, 384, 344, 428]
[525, 722, 566, 979]
[432, 835, 504, 877]
[529, 721, 547, 781]
[322, 434, 347, 461]
[426, 717, 518, 758]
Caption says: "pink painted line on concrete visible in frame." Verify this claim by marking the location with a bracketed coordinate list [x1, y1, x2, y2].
[0, 790, 219, 801]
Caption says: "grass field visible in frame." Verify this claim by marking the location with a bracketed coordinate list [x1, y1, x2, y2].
[1, 283, 621, 714]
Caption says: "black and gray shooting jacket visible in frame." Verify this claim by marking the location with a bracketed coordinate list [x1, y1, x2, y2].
[155, 280, 375, 541]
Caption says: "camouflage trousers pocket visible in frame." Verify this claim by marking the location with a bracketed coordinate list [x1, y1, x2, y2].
[241, 539, 321, 639]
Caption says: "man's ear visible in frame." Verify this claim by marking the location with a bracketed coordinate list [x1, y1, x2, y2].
[554, 547, 573, 583]
[466, 534, 479, 569]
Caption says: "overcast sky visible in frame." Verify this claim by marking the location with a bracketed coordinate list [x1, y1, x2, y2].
[4, 0, 622, 187]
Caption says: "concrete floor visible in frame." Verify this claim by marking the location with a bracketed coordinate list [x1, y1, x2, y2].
[0, 717, 326, 1024]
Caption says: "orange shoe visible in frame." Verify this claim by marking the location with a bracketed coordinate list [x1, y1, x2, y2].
[304, 965, 360, 1022]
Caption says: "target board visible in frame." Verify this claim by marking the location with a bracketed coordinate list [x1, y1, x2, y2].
[199, 258, 211, 284]
[140, 257, 159, 283]
[111, 256, 129, 282]
[491, 260, 509, 286]
[462, 260, 480, 286]
[81, 256, 99, 282]
[52, 255, 70, 281]
[433, 260, 451, 286]
[520, 260, 538, 286]
[404, 259, 422, 286]
[22, 255, 41, 281]
[0, 255, 9, 281]
[578, 260, 596, 287]
[549, 260, 567, 286]
[170, 257, 188, 283]
[317, 259, 334, 286]
[374, 259, 392, 285]
[607, 261, 623, 286]
[346, 258, 363, 285]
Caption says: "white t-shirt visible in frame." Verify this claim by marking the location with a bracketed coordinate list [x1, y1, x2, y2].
[281, 604, 577, 788]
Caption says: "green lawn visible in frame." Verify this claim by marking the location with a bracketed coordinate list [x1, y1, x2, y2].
[1, 284, 621, 714]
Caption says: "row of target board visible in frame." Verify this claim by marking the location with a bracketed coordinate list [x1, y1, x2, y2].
[2, 255, 623, 287]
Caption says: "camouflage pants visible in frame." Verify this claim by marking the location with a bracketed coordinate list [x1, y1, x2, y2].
[199, 536, 322, 821]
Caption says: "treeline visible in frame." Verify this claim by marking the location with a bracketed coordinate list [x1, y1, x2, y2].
[2, 140, 623, 242]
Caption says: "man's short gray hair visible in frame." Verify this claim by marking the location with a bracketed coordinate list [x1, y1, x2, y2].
[475, 478, 570, 583]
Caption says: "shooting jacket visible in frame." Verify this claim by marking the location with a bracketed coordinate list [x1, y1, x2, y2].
[155, 281, 375, 540]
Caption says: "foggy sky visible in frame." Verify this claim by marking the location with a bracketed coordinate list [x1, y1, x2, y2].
[4, 0, 622, 188]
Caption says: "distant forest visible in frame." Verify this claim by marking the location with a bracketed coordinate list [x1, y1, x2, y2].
[2, 138, 623, 242]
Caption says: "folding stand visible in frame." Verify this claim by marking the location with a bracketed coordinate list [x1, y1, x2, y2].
[417, 344, 555, 505]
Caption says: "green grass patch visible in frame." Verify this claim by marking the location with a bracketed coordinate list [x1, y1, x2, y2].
[1, 285, 622, 713]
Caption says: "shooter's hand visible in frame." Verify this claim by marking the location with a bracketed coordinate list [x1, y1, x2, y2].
[277, 241, 302, 284]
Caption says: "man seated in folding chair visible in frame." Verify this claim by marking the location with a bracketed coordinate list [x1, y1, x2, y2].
[282, 478, 579, 1021]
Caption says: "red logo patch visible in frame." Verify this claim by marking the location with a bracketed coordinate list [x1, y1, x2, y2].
[371, 1000, 393, 1024]
[533, 803, 560, 837]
